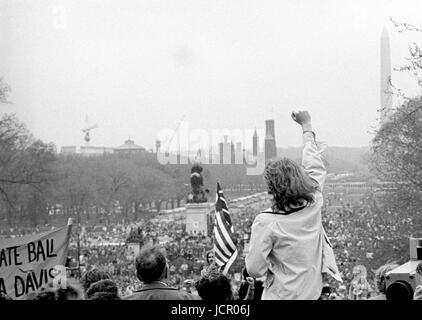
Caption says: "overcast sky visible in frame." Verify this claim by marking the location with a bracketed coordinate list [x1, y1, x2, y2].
[1, 0, 422, 151]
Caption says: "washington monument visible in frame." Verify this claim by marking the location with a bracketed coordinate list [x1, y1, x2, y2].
[380, 25, 393, 124]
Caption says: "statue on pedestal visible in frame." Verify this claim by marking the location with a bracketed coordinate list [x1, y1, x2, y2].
[188, 163, 208, 203]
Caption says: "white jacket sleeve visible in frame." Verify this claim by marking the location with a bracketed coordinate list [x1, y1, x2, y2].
[245, 216, 274, 278]
[301, 131, 326, 191]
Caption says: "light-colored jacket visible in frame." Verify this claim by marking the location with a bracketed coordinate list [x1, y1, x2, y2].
[245, 131, 342, 300]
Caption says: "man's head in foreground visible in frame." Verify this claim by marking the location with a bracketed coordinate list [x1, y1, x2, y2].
[135, 244, 168, 284]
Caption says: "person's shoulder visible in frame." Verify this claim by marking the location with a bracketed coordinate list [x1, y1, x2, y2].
[123, 291, 143, 300]
[123, 287, 180, 300]
[177, 291, 201, 300]
[255, 208, 284, 221]
[150, 289, 198, 300]
[256, 208, 274, 218]
[313, 189, 323, 200]
[251, 210, 279, 227]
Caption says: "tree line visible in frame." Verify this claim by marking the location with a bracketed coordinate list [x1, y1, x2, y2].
[0, 99, 262, 227]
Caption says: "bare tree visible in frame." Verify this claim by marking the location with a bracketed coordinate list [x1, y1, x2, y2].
[0, 114, 57, 225]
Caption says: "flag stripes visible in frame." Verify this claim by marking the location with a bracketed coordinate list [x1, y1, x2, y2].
[213, 182, 238, 275]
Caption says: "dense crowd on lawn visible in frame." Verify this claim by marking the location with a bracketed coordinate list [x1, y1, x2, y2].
[63, 196, 270, 297]
[1, 191, 420, 300]
[61, 192, 415, 300]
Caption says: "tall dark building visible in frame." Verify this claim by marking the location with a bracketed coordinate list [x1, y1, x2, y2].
[253, 128, 259, 157]
[219, 136, 231, 164]
[155, 139, 161, 153]
[264, 120, 277, 163]
[219, 141, 224, 164]
[231, 141, 235, 164]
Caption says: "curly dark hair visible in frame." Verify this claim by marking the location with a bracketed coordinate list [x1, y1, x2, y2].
[89, 292, 122, 300]
[55, 281, 84, 300]
[86, 279, 119, 299]
[195, 270, 233, 301]
[80, 269, 111, 292]
[191, 164, 203, 174]
[31, 289, 57, 301]
[264, 158, 317, 212]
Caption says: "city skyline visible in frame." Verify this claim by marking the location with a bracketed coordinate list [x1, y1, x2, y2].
[1, 0, 422, 150]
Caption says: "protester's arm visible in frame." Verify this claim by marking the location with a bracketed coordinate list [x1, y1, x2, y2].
[245, 216, 273, 278]
[291, 110, 326, 191]
[243, 277, 255, 300]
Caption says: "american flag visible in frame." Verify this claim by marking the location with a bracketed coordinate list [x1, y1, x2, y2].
[213, 182, 238, 275]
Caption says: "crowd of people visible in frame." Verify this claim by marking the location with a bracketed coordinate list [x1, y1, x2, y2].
[61, 196, 270, 298]
[2, 237, 420, 301]
[320, 192, 416, 299]
[1, 189, 420, 300]
[2, 110, 421, 301]
[37, 188, 412, 300]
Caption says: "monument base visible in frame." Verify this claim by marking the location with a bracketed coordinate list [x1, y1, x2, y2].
[185, 203, 213, 236]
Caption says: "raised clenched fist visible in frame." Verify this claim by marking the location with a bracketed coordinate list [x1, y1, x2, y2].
[291, 110, 311, 125]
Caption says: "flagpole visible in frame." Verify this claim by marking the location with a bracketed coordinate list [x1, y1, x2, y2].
[65, 218, 81, 277]
[77, 230, 81, 278]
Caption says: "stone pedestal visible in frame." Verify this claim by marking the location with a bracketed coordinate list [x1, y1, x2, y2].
[185, 203, 213, 236]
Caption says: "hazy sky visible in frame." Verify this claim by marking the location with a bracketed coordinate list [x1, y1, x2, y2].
[1, 0, 422, 150]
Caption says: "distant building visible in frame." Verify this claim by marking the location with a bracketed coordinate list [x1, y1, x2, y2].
[264, 119, 277, 163]
[219, 135, 232, 164]
[80, 146, 114, 157]
[231, 141, 235, 164]
[155, 139, 161, 153]
[60, 145, 114, 156]
[60, 146, 77, 155]
[253, 129, 259, 157]
[60, 139, 148, 157]
[235, 141, 243, 164]
[114, 138, 146, 155]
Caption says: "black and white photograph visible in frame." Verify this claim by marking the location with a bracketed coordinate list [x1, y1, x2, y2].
[1, 0, 422, 311]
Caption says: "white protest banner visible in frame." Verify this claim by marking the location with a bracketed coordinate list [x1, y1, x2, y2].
[0, 219, 72, 299]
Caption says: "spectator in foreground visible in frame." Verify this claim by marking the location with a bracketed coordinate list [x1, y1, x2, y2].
[348, 265, 372, 300]
[31, 289, 57, 301]
[195, 269, 234, 301]
[0, 293, 13, 301]
[29, 280, 84, 301]
[80, 268, 111, 297]
[55, 280, 84, 300]
[86, 279, 121, 300]
[125, 244, 198, 300]
[246, 110, 342, 300]
[89, 292, 121, 300]
[237, 268, 263, 301]
[369, 263, 399, 300]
